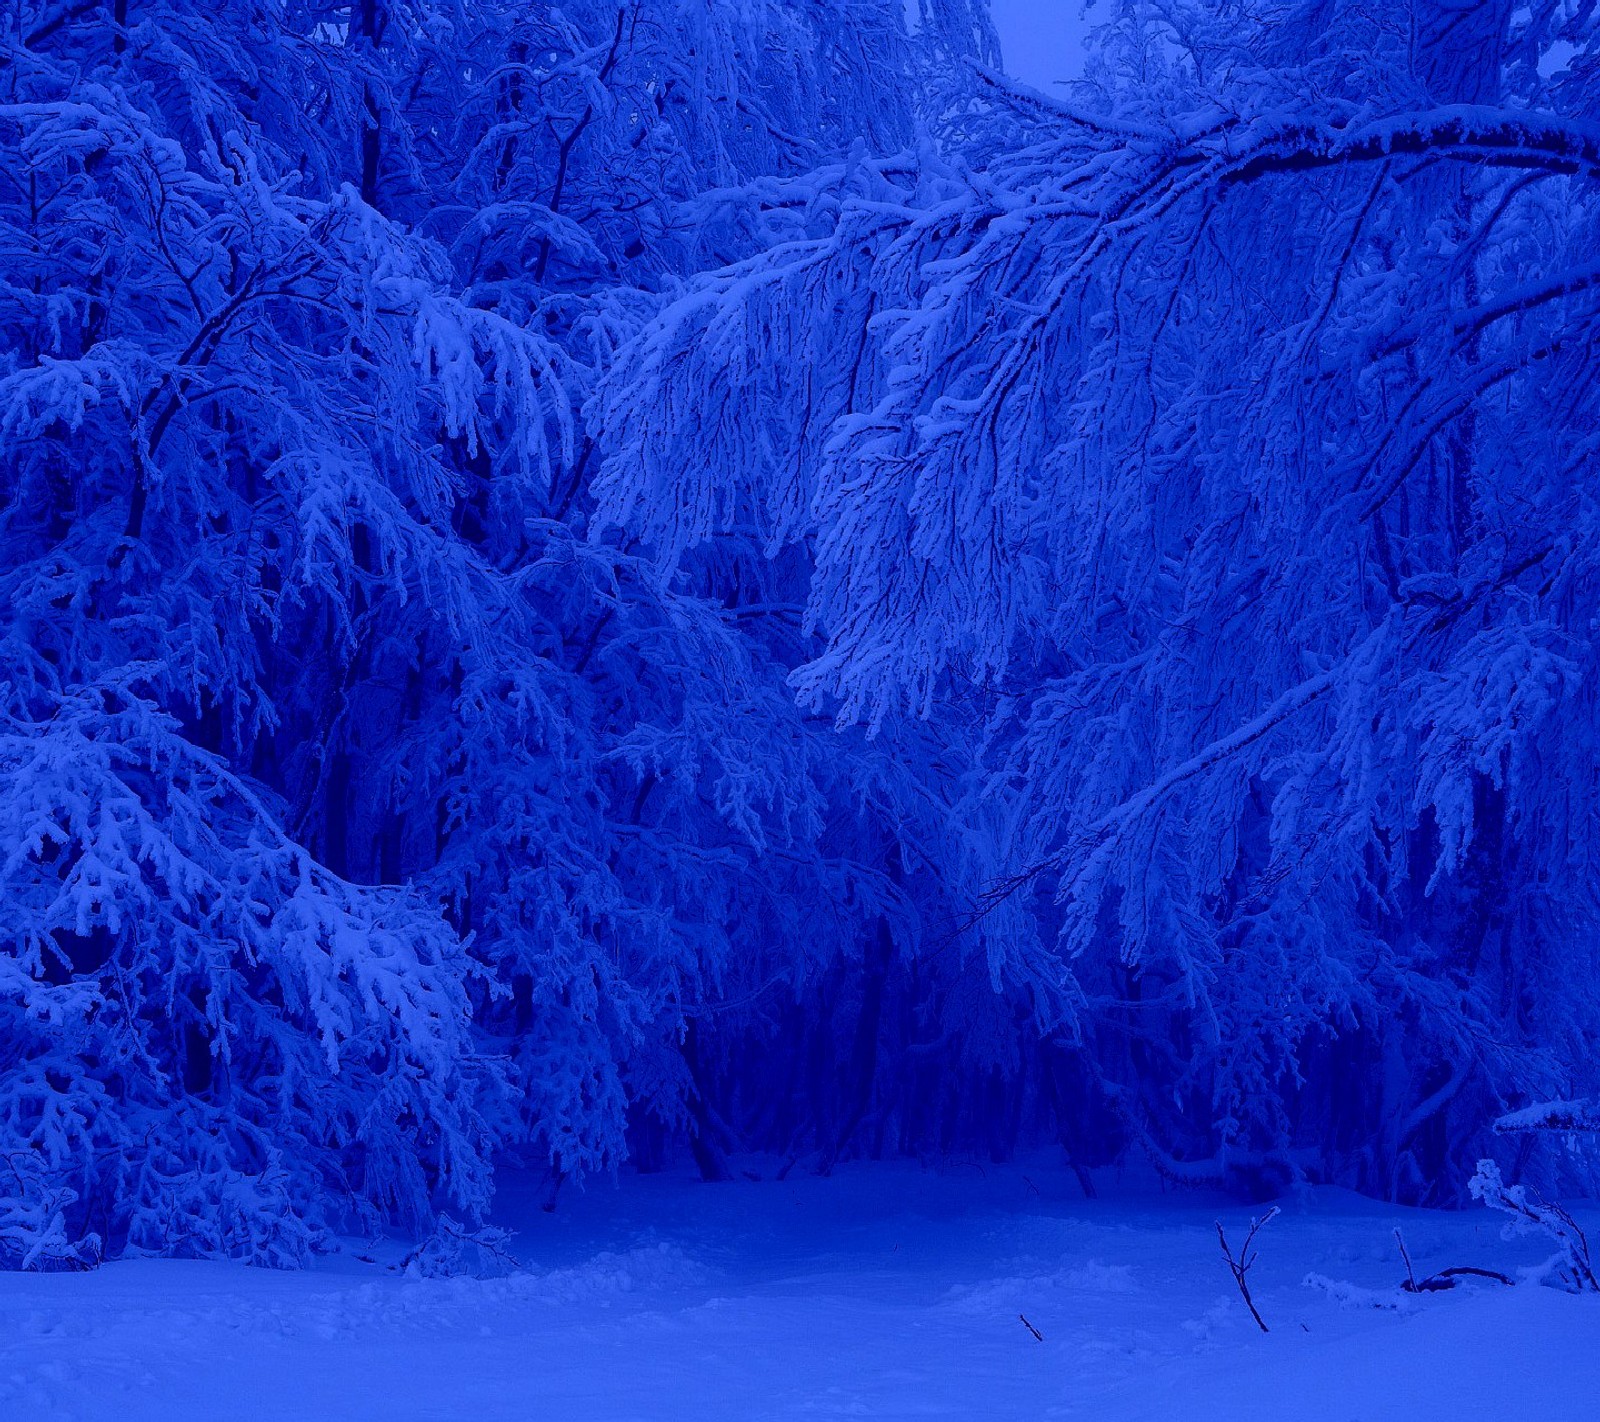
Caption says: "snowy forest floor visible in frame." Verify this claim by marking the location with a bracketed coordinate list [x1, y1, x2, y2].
[2, 1158, 1596, 1420]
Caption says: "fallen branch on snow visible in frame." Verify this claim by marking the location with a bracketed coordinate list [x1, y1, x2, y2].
[1394, 1228, 1513, 1293]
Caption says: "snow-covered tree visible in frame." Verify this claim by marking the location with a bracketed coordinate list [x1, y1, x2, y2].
[18, 0, 1582, 1269]
[0, 0, 580, 1262]
[0, 0, 1004, 1263]
[595, 0, 1600, 1200]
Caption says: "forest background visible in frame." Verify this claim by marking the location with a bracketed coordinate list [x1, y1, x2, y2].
[3, 0, 1598, 1270]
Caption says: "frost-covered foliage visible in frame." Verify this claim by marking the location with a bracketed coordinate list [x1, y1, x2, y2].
[595, 0, 1600, 1200]
[9, 0, 1593, 1269]
[0, 0, 1000, 1265]
[1471, 1159, 1598, 1292]
[0, 677, 490, 1265]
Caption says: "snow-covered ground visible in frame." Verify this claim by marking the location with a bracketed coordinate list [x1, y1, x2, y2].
[2, 1159, 1596, 1420]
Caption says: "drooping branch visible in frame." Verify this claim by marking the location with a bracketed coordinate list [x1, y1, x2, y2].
[970, 662, 1340, 923]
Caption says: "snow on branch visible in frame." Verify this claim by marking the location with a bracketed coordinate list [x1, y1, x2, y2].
[1494, 1100, 1600, 1134]
[1471, 1161, 1599, 1293]
[1218, 107, 1600, 188]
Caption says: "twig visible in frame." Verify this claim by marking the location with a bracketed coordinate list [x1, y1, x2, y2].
[1395, 1227, 1419, 1290]
[1217, 1206, 1278, 1333]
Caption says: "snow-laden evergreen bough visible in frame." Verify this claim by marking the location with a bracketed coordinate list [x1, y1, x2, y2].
[595, 0, 1600, 1199]
[0, 1, 568, 1263]
[0, 0, 1001, 1265]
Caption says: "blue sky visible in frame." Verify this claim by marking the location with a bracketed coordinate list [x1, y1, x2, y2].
[988, 0, 1092, 89]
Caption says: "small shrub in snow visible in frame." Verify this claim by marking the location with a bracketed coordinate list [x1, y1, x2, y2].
[1469, 1160, 1598, 1294]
